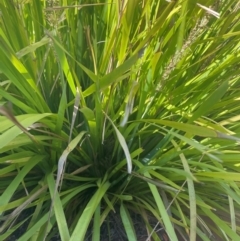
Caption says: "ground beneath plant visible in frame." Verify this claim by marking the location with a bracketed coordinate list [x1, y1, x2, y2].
[5, 208, 170, 241]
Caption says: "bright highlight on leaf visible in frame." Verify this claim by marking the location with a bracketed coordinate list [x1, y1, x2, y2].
[0, 0, 240, 240]
[55, 131, 87, 193]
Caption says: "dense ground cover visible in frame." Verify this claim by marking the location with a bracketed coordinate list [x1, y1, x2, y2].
[0, 0, 240, 240]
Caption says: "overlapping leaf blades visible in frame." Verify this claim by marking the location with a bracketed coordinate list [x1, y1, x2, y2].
[0, 0, 240, 240]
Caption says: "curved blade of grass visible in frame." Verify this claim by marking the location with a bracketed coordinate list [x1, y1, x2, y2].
[80, 107, 95, 120]
[109, 148, 143, 178]
[132, 173, 182, 193]
[139, 166, 197, 182]
[55, 131, 87, 194]
[104, 112, 132, 173]
[0, 113, 52, 149]
[70, 181, 110, 241]
[141, 119, 240, 141]
[120, 203, 137, 241]
[0, 135, 53, 155]
[0, 102, 36, 142]
[0, 151, 34, 163]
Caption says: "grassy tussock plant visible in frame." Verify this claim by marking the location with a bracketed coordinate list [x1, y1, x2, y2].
[0, 0, 240, 240]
